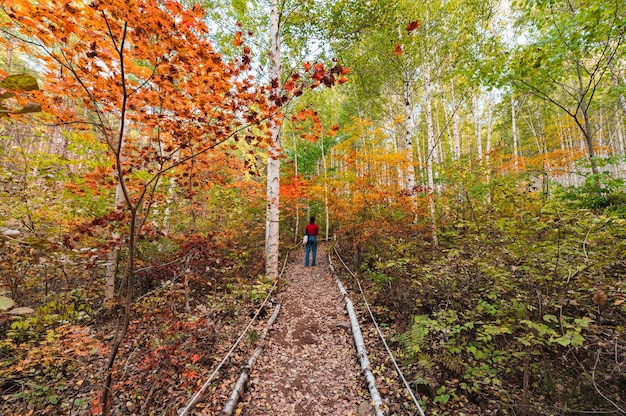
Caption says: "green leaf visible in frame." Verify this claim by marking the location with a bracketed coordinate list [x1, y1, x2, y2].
[0, 74, 39, 91]
[543, 314, 558, 323]
[434, 394, 450, 404]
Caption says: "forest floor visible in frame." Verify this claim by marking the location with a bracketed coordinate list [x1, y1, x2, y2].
[238, 244, 376, 415]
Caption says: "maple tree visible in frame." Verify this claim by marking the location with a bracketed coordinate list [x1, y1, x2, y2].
[3, 0, 271, 412]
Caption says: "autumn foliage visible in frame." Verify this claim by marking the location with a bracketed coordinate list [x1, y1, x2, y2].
[1, 0, 625, 415]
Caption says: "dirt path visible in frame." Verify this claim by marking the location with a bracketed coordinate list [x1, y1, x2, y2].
[240, 244, 373, 415]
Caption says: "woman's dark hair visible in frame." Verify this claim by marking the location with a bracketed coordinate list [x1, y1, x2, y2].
[310, 216, 315, 224]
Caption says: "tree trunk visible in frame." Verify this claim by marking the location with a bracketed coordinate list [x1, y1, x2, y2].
[609, 64, 626, 155]
[610, 63, 626, 115]
[473, 94, 483, 161]
[576, 62, 599, 175]
[441, 90, 454, 162]
[104, 183, 123, 304]
[265, 0, 281, 279]
[403, 74, 417, 195]
[320, 138, 329, 239]
[292, 131, 300, 243]
[616, 118, 625, 155]
[103, 206, 138, 416]
[511, 92, 519, 171]
[451, 80, 461, 161]
[486, 92, 493, 166]
[423, 65, 438, 246]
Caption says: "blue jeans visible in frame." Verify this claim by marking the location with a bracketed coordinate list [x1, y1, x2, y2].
[305, 236, 317, 266]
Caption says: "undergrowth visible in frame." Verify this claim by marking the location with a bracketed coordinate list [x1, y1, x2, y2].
[357, 179, 626, 415]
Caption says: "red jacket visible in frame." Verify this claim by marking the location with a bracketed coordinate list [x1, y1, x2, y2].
[305, 223, 319, 236]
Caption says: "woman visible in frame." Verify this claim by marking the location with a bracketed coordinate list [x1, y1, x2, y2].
[304, 216, 319, 266]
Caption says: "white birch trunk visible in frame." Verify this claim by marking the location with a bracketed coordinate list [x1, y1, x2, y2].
[617, 118, 625, 155]
[441, 91, 454, 162]
[320, 138, 329, 240]
[292, 132, 300, 243]
[162, 152, 180, 233]
[610, 63, 626, 115]
[451, 81, 461, 161]
[423, 65, 438, 246]
[609, 64, 626, 155]
[486, 92, 493, 166]
[104, 183, 124, 303]
[511, 92, 519, 171]
[265, 0, 281, 279]
[403, 76, 417, 194]
[473, 94, 483, 161]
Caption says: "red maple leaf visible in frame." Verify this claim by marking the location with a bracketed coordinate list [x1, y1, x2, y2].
[407, 20, 420, 32]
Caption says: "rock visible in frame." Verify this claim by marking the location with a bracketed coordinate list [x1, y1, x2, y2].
[8, 307, 34, 315]
[2, 229, 20, 237]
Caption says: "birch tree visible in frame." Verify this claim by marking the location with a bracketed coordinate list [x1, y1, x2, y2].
[265, 0, 281, 279]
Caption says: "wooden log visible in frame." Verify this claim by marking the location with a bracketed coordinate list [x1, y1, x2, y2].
[330, 258, 385, 416]
[221, 304, 281, 416]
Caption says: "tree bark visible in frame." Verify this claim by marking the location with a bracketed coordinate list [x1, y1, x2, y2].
[104, 183, 123, 304]
[511, 92, 519, 171]
[320, 138, 330, 239]
[265, 0, 281, 279]
[451, 80, 461, 161]
[403, 74, 417, 195]
[486, 91, 493, 166]
[610, 63, 626, 115]
[292, 131, 300, 243]
[576, 61, 599, 175]
[423, 65, 438, 246]
[473, 93, 483, 161]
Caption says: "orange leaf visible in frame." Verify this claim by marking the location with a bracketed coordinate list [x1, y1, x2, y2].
[233, 31, 243, 46]
[394, 43, 404, 55]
